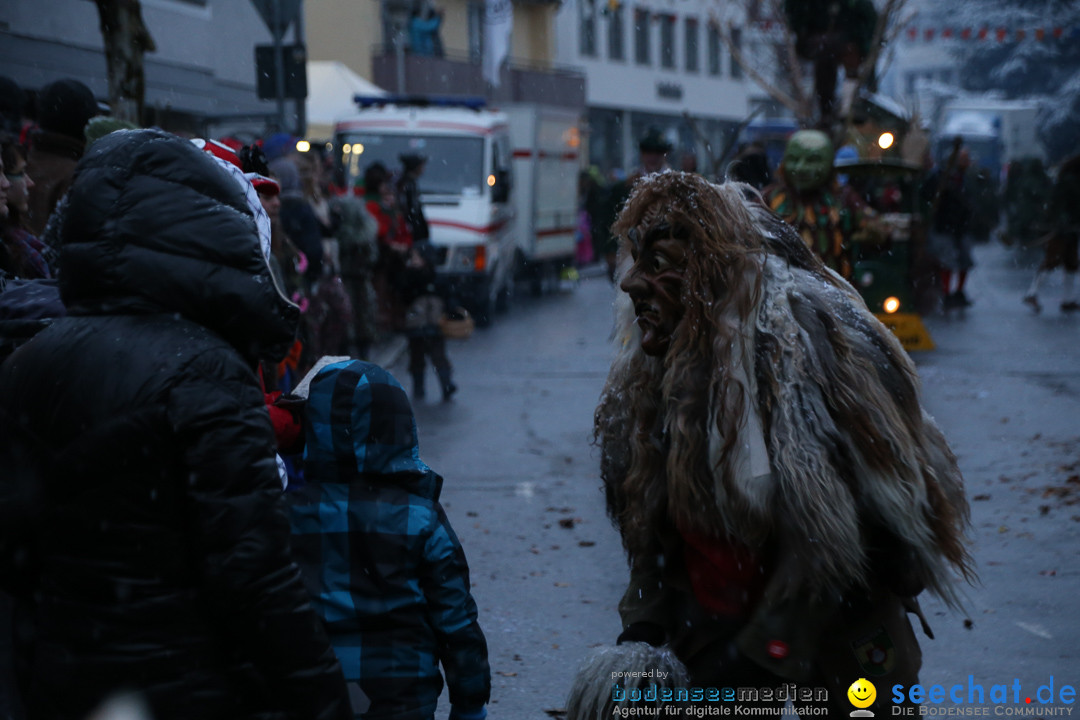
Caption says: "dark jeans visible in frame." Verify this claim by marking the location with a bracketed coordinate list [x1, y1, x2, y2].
[408, 333, 452, 395]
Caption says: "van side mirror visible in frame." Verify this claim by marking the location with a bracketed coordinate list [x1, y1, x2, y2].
[491, 169, 511, 203]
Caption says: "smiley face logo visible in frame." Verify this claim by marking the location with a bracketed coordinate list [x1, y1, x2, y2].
[847, 678, 877, 709]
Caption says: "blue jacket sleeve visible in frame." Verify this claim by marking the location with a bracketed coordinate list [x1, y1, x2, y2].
[420, 504, 491, 710]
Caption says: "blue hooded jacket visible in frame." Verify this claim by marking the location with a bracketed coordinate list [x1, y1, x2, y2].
[288, 360, 490, 720]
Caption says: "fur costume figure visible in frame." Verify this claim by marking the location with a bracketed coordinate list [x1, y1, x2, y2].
[593, 172, 973, 713]
[565, 643, 689, 719]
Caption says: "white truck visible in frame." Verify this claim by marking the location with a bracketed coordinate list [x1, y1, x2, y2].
[496, 103, 583, 295]
[935, 98, 1045, 182]
[333, 96, 515, 326]
[332, 97, 583, 324]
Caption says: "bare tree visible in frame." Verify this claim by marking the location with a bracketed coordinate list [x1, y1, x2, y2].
[94, 0, 157, 124]
[713, 0, 912, 139]
[839, 0, 915, 137]
[712, 0, 813, 121]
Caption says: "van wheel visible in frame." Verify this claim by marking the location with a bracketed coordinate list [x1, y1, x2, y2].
[528, 271, 544, 297]
[472, 283, 495, 328]
[495, 279, 512, 313]
[474, 304, 493, 328]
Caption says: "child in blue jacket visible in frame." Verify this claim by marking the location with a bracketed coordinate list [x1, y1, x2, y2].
[288, 359, 490, 720]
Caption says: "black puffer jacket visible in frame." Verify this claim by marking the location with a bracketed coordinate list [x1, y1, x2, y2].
[0, 130, 351, 720]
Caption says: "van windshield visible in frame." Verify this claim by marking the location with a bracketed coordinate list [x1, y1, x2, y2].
[338, 133, 485, 196]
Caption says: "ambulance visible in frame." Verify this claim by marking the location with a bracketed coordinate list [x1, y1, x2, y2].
[333, 96, 583, 325]
[334, 96, 514, 325]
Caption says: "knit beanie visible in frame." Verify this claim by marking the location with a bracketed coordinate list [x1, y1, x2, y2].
[39, 79, 99, 141]
[262, 132, 297, 162]
[268, 156, 302, 197]
[84, 116, 139, 148]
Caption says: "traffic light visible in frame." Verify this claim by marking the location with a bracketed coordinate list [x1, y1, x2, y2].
[255, 43, 308, 100]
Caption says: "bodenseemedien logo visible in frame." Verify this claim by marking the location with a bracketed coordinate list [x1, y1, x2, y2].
[848, 678, 877, 717]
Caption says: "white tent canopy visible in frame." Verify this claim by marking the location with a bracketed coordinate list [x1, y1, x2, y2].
[305, 61, 387, 139]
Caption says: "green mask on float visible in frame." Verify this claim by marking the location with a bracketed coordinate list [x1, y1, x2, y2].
[782, 130, 835, 192]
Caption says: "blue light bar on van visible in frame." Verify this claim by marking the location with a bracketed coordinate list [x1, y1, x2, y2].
[353, 95, 487, 110]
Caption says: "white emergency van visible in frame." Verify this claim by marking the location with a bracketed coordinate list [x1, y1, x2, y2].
[498, 103, 583, 294]
[334, 96, 514, 325]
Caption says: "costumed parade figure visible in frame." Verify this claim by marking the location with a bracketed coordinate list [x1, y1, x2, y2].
[588, 172, 974, 717]
[764, 129, 859, 279]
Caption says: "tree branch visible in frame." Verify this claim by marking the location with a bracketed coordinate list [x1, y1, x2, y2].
[841, 0, 910, 140]
[769, 0, 811, 118]
[718, 19, 810, 121]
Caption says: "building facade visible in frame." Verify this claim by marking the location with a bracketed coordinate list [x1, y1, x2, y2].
[1, 0, 290, 138]
[552, 0, 756, 177]
[877, 0, 959, 122]
[305, 0, 585, 112]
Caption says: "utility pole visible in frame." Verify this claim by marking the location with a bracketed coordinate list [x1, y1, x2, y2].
[252, 0, 304, 133]
[273, 0, 287, 132]
[382, 0, 411, 94]
[396, 22, 407, 94]
[294, 3, 307, 136]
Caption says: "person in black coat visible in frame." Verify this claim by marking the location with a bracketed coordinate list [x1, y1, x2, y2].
[398, 153, 430, 244]
[0, 129, 352, 720]
[270, 155, 324, 290]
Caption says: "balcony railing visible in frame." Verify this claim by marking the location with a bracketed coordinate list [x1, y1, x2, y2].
[371, 48, 586, 110]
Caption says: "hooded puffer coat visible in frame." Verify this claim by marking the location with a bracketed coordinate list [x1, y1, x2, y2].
[0, 129, 351, 720]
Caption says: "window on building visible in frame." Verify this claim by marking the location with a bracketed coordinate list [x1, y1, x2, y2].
[729, 26, 743, 78]
[608, 3, 625, 61]
[581, 0, 598, 57]
[635, 8, 650, 65]
[685, 17, 699, 73]
[707, 22, 721, 76]
[468, 1, 485, 62]
[659, 14, 675, 69]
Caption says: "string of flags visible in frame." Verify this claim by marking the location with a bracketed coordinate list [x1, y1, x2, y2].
[901, 25, 1080, 43]
[745, 19, 1080, 43]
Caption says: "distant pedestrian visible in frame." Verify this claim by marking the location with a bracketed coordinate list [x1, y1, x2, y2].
[597, 127, 673, 282]
[330, 191, 380, 358]
[289, 359, 490, 720]
[1023, 152, 1080, 314]
[271, 154, 325, 290]
[409, 5, 444, 57]
[0, 129, 351, 720]
[25, 78, 99, 236]
[679, 152, 698, 174]
[922, 137, 975, 309]
[398, 153, 430, 243]
[365, 162, 412, 335]
[402, 241, 457, 401]
[1003, 158, 1051, 247]
[726, 141, 772, 191]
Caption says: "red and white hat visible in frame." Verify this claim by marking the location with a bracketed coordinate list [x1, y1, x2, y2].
[246, 172, 280, 197]
[190, 137, 243, 170]
[190, 137, 272, 264]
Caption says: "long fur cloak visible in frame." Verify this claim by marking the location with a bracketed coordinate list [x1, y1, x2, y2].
[594, 172, 974, 606]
